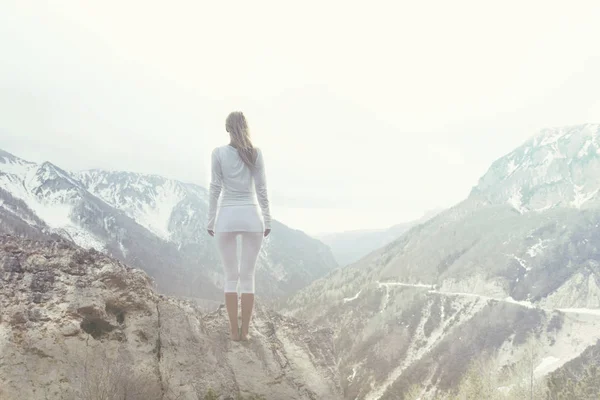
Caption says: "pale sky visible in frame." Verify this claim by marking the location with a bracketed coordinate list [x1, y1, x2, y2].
[2, 1, 600, 235]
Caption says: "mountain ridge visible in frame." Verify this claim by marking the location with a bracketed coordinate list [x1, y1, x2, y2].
[0, 148, 337, 302]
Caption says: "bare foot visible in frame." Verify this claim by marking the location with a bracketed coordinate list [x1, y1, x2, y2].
[230, 327, 240, 341]
[240, 327, 250, 341]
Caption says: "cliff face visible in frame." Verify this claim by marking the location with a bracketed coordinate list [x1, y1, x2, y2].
[0, 235, 341, 400]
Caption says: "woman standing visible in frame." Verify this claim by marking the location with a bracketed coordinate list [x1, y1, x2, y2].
[207, 111, 271, 341]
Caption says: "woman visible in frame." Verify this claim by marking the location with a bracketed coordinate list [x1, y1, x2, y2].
[207, 111, 271, 341]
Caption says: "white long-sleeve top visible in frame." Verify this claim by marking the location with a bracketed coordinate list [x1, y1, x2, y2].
[207, 145, 271, 231]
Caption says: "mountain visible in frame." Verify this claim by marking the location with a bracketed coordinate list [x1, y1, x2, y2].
[473, 123, 600, 212]
[0, 149, 337, 301]
[0, 235, 342, 400]
[282, 124, 600, 399]
[318, 209, 442, 266]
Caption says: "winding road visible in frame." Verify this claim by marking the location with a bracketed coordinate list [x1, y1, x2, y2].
[374, 280, 600, 316]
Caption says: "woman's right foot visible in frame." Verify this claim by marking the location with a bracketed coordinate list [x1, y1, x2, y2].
[230, 327, 240, 341]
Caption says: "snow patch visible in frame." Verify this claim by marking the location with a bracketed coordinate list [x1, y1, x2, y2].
[578, 139, 593, 157]
[534, 203, 554, 212]
[537, 128, 570, 147]
[1, 166, 77, 230]
[62, 226, 106, 251]
[347, 365, 359, 382]
[508, 187, 528, 214]
[512, 255, 530, 271]
[543, 143, 567, 164]
[506, 159, 518, 176]
[343, 289, 363, 303]
[0, 159, 111, 253]
[119, 240, 128, 257]
[527, 239, 550, 258]
[79, 171, 191, 241]
[134, 188, 182, 240]
[572, 185, 599, 208]
[0, 157, 35, 177]
[502, 296, 537, 309]
[82, 173, 186, 241]
[534, 356, 561, 376]
[29, 201, 73, 229]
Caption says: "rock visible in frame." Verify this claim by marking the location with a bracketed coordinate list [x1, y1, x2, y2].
[60, 322, 80, 337]
[0, 236, 342, 400]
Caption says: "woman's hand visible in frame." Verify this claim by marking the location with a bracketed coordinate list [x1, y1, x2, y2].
[264, 229, 271, 237]
[208, 230, 215, 237]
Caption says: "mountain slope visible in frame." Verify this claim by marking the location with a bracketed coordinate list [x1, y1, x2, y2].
[0, 149, 337, 301]
[548, 339, 600, 399]
[73, 169, 338, 301]
[318, 209, 442, 266]
[282, 124, 600, 399]
[0, 235, 342, 400]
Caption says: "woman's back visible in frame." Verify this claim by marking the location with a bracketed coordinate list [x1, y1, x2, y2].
[207, 142, 271, 232]
[216, 145, 257, 205]
[212, 145, 264, 207]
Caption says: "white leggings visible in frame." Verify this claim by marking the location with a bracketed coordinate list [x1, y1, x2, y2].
[216, 232, 264, 294]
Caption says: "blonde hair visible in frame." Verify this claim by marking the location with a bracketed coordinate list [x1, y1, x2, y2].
[226, 111, 257, 168]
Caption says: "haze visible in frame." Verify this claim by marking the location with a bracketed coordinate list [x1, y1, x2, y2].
[2, 1, 600, 234]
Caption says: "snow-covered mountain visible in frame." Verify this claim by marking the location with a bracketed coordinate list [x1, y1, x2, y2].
[0, 149, 337, 301]
[74, 170, 210, 243]
[282, 124, 600, 399]
[474, 123, 600, 212]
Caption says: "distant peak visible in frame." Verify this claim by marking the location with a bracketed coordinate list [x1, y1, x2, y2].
[36, 161, 81, 186]
[40, 160, 57, 168]
[0, 148, 33, 165]
[473, 123, 600, 212]
[78, 168, 170, 181]
[531, 123, 599, 147]
[0, 148, 17, 159]
[39, 161, 68, 174]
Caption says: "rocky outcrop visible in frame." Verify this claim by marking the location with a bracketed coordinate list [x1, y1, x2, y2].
[0, 235, 341, 400]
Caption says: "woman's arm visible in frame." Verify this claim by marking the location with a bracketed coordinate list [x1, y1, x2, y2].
[207, 148, 222, 234]
[254, 149, 272, 232]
